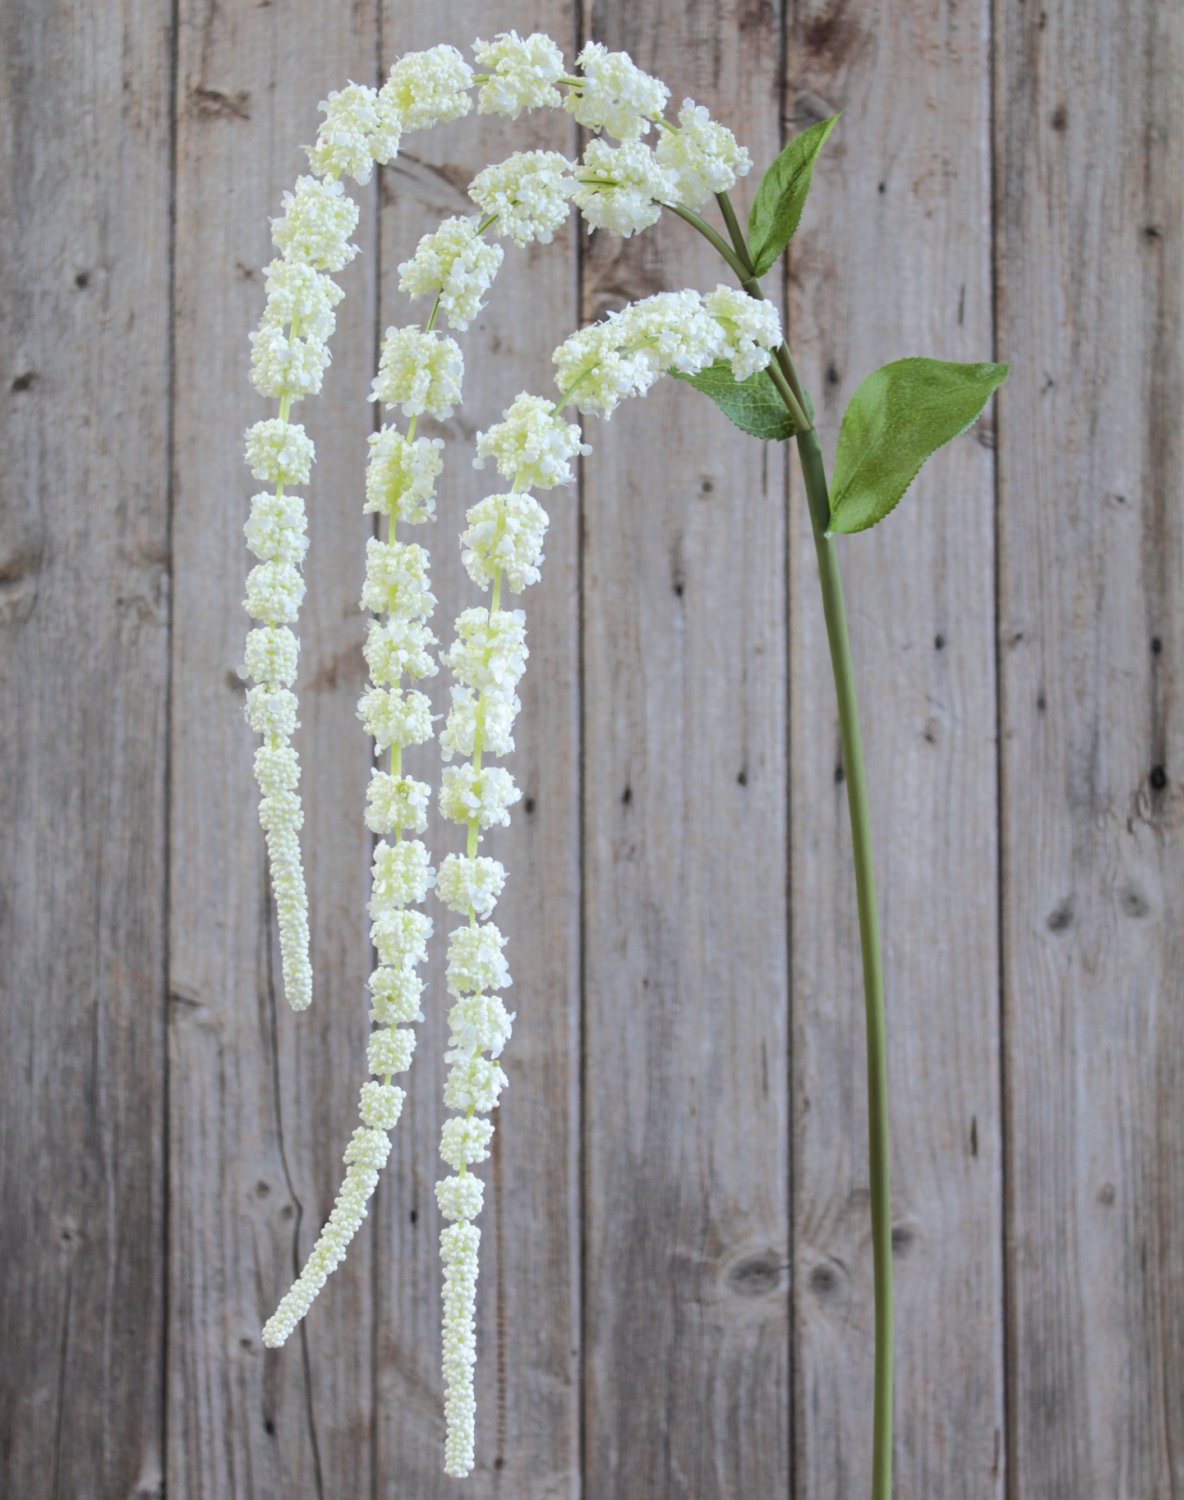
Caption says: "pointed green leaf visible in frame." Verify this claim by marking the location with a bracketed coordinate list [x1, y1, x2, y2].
[747, 115, 841, 277]
[828, 357, 1009, 534]
[671, 360, 797, 441]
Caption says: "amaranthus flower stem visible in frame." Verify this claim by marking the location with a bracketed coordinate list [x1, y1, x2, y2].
[690, 190, 894, 1500]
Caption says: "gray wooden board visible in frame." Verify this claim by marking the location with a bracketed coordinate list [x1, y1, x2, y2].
[0, 2, 172, 1495]
[995, 0, 1184, 1495]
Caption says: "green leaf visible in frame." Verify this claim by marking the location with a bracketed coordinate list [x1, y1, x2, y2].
[747, 115, 841, 276]
[828, 357, 1009, 534]
[671, 360, 797, 442]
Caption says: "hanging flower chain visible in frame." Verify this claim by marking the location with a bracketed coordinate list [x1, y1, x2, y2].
[244, 24, 1006, 1495]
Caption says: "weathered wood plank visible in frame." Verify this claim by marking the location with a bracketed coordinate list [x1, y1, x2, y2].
[169, 3, 380, 1493]
[579, 6, 791, 1495]
[995, 2, 1184, 1494]
[371, 6, 583, 1494]
[0, 1, 171, 1495]
[786, 3, 1004, 1496]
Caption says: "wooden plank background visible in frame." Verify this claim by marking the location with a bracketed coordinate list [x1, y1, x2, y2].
[1, 2, 1179, 1497]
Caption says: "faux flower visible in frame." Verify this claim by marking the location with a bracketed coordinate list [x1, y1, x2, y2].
[655, 98, 753, 207]
[370, 325, 464, 418]
[243, 493, 308, 566]
[260, 260, 343, 341]
[397, 215, 504, 331]
[365, 428, 444, 523]
[356, 685, 434, 753]
[468, 151, 576, 247]
[306, 82, 382, 184]
[441, 607, 528, 692]
[439, 683, 519, 762]
[271, 175, 360, 272]
[705, 283, 783, 379]
[358, 538, 436, 620]
[474, 392, 589, 488]
[439, 763, 521, 830]
[380, 44, 473, 132]
[472, 31, 565, 118]
[571, 138, 676, 237]
[564, 41, 669, 139]
[435, 853, 507, 918]
[364, 769, 431, 836]
[363, 617, 438, 684]
[460, 493, 549, 593]
[244, 418, 315, 485]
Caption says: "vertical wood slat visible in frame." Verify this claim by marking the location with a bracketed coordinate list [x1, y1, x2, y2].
[169, 4, 380, 1493]
[995, 2, 1184, 1495]
[370, 6, 583, 1494]
[0, 2, 171, 1495]
[787, 3, 1005, 1497]
[579, 5, 791, 1496]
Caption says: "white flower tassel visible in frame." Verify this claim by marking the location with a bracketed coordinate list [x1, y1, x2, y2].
[434, 399, 585, 1476]
[243, 170, 359, 1012]
[262, 315, 451, 1347]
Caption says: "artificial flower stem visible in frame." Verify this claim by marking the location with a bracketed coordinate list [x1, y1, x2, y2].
[705, 188, 896, 1500]
[665, 202, 751, 283]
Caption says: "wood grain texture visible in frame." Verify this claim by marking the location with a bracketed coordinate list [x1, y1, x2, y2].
[578, 5, 791, 1496]
[995, 1, 1184, 1495]
[786, 2, 1005, 1496]
[371, 4, 583, 1496]
[0, 2, 172, 1496]
[169, 3, 380, 1494]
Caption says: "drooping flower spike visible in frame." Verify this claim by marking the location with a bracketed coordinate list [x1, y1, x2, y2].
[246, 25, 788, 1477]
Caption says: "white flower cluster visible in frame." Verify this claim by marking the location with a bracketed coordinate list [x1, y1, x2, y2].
[460, 494, 549, 593]
[243, 167, 362, 1013]
[553, 284, 783, 417]
[381, 43, 473, 132]
[398, 215, 504, 332]
[565, 41, 669, 140]
[474, 393, 589, 490]
[305, 82, 392, 186]
[571, 138, 677, 238]
[468, 151, 576, 248]
[371, 325, 464, 419]
[472, 31, 565, 118]
[656, 98, 753, 208]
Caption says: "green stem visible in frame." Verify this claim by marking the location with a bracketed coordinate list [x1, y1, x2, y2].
[691, 189, 895, 1500]
[664, 202, 751, 283]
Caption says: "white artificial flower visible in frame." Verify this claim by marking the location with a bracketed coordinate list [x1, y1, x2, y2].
[474, 392, 589, 488]
[441, 607, 528, 693]
[436, 1173, 485, 1222]
[445, 922, 511, 994]
[440, 764, 521, 831]
[371, 907, 433, 970]
[244, 493, 308, 566]
[468, 151, 576, 246]
[363, 617, 438, 684]
[472, 31, 565, 118]
[359, 538, 436, 621]
[359, 1079, 407, 1130]
[443, 1053, 509, 1113]
[448, 993, 514, 1059]
[260, 260, 343, 341]
[245, 625, 300, 687]
[245, 684, 298, 739]
[271, 175, 360, 272]
[439, 683, 519, 763]
[370, 838, 435, 913]
[435, 853, 507, 918]
[460, 493, 549, 593]
[440, 1115, 495, 1170]
[655, 98, 753, 207]
[704, 284, 783, 379]
[244, 560, 306, 625]
[381, 44, 473, 132]
[356, 685, 434, 752]
[624, 288, 726, 374]
[571, 138, 676, 237]
[565, 41, 669, 139]
[367, 1026, 416, 1077]
[397, 215, 504, 331]
[253, 742, 300, 796]
[261, 1128, 391, 1347]
[306, 82, 382, 185]
[368, 964, 425, 1025]
[365, 428, 444, 524]
[264, 811, 312, 1012]
[249, 322, 330, 400]
[364, 768, 431, 836]
[244, 418, 315, 485]
[371, 326, 464, 419]
[440, 1220, 481, 1476]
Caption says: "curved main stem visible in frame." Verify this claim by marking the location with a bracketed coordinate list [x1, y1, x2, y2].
[692, 192, 894, 1500]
